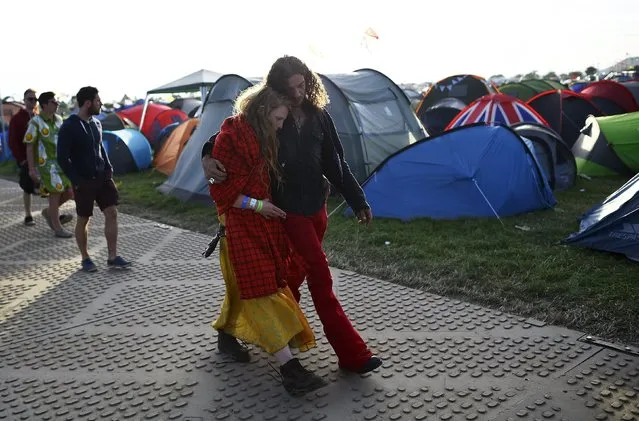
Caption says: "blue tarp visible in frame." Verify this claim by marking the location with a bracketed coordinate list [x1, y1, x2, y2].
[102, 128, 152, 175]
[564, 174, 639, 261]
[345, 124, 556, 221]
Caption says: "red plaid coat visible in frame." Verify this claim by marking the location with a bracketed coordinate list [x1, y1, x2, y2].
[209, 116, 290, 299]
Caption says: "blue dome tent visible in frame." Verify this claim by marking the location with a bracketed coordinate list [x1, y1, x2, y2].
[346, 124, 556, 221]
[564, 174, 639, 262]
[102, 129, 152, 175]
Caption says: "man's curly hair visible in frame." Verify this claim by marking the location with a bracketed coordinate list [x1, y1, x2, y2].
[266, 56, 329, 110]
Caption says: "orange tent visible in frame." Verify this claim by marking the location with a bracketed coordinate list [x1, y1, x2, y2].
[154, 118, 199, 175]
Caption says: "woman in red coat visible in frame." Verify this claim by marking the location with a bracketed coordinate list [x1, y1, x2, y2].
[209, 84, 327, 397]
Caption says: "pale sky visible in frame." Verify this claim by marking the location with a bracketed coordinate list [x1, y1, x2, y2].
[2, 0, 638, 102]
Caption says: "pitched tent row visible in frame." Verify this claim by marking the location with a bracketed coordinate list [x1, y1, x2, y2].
[159, 70, 426, 203]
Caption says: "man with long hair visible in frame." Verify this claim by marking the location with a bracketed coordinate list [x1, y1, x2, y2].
[209, 83, 327, 396]
[202, 56, 382, 374]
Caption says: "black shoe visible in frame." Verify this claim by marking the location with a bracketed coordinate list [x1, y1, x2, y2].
[217, 330, 250, 362]
[280, 358, 328, 397]
[342, 355, 383, 374]
[24, 216, 35, 226]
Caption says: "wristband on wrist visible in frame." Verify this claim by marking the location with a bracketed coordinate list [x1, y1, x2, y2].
[249, 198, 257, 210]
[255, 200, 263, 213]
[241, 196, 249, 209]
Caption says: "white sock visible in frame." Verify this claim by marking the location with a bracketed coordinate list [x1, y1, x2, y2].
[274, 346, 294, 365]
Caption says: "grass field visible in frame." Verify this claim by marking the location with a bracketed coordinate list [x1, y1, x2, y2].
[1, 161, 637, 346]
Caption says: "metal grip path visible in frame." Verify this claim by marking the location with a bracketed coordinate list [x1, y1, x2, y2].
[0, 178, 637, 421]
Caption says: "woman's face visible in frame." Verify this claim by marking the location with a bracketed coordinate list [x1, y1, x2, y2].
[268, 105, 289, 130]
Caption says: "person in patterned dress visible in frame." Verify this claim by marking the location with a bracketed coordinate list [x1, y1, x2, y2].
[209, 83, 327, 397]
[23, 92, 74, 238]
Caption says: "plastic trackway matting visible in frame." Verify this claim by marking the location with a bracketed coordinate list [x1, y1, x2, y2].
[0, 178, 637, 421]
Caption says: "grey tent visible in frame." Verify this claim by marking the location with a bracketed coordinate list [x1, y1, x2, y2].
[157, 74, 254, 204]
[158, 69, 426, 202]
[511, 122, 577, 191]
[321, 69, 427, 182]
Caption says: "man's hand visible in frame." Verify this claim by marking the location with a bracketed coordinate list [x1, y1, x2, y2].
[356, 207, 373, 225]
[202, 155, 227, 184]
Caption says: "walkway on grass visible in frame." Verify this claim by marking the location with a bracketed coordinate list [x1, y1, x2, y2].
[0, 178, 637, 421]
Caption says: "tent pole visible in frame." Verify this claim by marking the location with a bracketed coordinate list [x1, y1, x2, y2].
[472, 178, 504, 226]
[198, 86, 207, 115]
[138, 94, 150, 133]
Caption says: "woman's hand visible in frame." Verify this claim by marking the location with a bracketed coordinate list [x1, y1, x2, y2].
[258, 199, 287, 219]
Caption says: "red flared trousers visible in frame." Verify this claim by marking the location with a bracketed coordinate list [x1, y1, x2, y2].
[283, 205, 372, 370]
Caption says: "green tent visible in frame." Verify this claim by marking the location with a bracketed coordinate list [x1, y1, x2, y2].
[572, 112, 639, 176]
[499, 79, 565, 101]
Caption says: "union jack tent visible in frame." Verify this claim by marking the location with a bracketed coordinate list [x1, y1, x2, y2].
[446, 93, 549, 130]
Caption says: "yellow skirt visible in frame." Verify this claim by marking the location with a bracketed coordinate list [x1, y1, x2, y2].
[211, 217, 316, 354]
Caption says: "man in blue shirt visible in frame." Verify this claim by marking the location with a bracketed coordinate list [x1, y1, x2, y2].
[57, 86, 131, 272]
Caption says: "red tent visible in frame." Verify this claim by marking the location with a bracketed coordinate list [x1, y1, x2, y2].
[117, 103, 187, 144]
[580, 80, 639, 114]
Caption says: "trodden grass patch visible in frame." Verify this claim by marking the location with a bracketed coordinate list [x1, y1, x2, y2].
[1, 161, 637, 345]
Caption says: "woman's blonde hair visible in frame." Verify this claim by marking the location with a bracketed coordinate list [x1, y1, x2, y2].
[234, 83, 290, 181]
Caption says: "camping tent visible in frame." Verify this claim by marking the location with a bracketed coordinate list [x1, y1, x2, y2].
[346, 124, 556, 221]
[564, 173, 639, 261]
[117, 103, 187, 145]
[419, 97, 466, 136]
[622, 81, 639, 104]
[169, 98, 202, 117]
[97, 113, 137, 131]
[319, 68, 426, 181]
[446, 93, 548, 130]
[158, 74, 254, 203]
[0, 130, 12, 162]
[571, 113, 639, 177]
[154, 118, 199, 175]
[154, 122, 180, 153]
[511, 122, 576, 191]
[159, 69, 426, 202]
[527, 90, 603, 148]
[416, 74, 496, 117]
[580, 80, 639, 115]
[102, 129, 153, 175]
[1, 101, 24, 132]
[140, 69, 223, 133]
[499, 79, 565, 102]
[569, 82, 590, 93]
